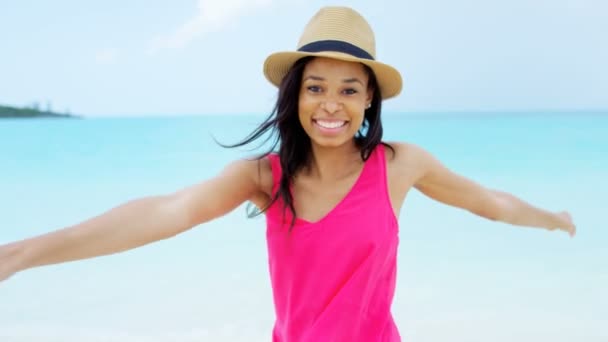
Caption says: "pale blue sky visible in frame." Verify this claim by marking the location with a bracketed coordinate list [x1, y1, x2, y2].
[1, 0, 606, 117]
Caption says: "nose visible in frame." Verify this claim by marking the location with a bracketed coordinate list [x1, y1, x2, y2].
[320, 99, 343, 113]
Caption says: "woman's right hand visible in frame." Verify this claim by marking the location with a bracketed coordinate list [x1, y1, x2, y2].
[0, 159, 266, 279]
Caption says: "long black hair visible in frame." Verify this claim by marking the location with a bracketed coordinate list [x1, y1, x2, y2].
[222, 56, 389, 227]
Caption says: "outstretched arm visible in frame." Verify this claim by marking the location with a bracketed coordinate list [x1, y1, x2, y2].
[405, 143, 576, 236]
[0, 159, 264, 281]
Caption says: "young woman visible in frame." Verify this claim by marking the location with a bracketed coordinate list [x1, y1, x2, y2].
[0, 6, 575, 342]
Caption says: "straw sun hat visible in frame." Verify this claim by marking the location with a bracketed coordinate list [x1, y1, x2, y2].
[263, 6, 403, 99]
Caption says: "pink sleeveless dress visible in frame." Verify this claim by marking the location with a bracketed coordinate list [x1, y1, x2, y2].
[265, 144, 401, 341]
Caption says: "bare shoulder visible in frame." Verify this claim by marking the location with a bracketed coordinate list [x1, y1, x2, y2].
[383, 141, 428, 179]
[223, 156, 274, 198]
[381, 141, 430, 196]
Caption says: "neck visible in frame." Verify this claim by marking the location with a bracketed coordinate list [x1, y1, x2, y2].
[305, 140, 362, 181]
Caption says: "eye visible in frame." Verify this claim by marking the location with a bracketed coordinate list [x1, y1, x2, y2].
[307, 85, 322, 93]
[343, 88, 358, 95]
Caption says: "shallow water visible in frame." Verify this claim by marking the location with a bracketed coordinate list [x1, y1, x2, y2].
[1, 113, 606, 341]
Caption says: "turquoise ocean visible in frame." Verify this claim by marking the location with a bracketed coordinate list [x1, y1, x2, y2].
[0, 112, 606, 341]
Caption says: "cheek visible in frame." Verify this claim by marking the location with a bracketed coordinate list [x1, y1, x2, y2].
[297, 105, 311, 129]
[352, 116, 366, 132]
[350, 108, 368, 133]
[297, 109, 306, 128]
[298, 93, 316, 107]
[349, 105, 367, 123]
[298, 96, 317, 119]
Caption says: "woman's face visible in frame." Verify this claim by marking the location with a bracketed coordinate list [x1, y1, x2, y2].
[298, 57, 373, 149]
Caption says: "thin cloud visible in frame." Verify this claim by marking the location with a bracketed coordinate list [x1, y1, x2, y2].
[94, 48, 120, 65]
[148, 0, 273, 54]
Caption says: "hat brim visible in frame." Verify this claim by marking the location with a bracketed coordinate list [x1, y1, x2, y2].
[263, 51, 403, 99]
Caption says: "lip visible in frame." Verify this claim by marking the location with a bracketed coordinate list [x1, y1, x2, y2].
[312, 118, 349, 134]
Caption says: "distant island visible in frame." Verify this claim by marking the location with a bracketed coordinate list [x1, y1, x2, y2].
[0, 104, 78, 119]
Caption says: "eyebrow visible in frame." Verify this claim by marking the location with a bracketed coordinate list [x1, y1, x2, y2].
[303, 75, 364, 86]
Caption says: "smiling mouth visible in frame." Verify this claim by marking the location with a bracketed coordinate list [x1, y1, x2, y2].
[313, 119, 348, 129]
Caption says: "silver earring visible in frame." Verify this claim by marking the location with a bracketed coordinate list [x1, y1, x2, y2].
[366, 103, 371, 109]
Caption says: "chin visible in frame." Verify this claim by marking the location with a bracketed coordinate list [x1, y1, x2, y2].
[310, 135, 356, 149]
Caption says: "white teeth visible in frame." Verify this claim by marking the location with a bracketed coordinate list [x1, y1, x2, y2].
[315, 120, 346, 129]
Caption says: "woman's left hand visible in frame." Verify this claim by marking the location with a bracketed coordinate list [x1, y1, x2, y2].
[553, 211, 576, 237]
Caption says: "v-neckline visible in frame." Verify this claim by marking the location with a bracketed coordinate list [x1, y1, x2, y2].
[293, 154, 370, 225]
